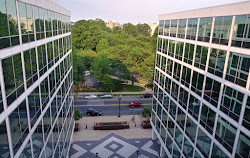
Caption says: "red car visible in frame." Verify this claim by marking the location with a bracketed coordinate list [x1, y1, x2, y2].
[129, 101, 143, 107]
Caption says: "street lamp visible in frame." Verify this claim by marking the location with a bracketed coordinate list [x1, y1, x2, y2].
[118, 95, 122, 117]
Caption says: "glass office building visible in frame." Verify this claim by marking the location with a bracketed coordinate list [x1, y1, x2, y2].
[151, 2, 250, 158]
[0, 0, 74, 157]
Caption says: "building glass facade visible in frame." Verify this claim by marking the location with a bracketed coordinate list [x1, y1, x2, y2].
[151, 2, 250, 158]
[0, 0, 73, 158]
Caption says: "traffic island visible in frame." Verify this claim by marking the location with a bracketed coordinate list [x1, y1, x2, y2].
[94, 121, 129, 130]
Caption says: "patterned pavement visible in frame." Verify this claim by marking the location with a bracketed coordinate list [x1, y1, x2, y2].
[69, 133, 160, 158]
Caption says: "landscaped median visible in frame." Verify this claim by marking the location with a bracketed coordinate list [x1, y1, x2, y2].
[94, 121, 129, 130]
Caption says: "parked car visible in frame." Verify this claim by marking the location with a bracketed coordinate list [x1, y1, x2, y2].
[100, 94, 113, 99]
[129, 101, 143, 107]
[84, 94, 97, 99]
[141, 93, 153, 98]
[86, 108, 102, 116]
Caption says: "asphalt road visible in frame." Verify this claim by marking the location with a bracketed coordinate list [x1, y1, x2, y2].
[74, 96, 153, 116]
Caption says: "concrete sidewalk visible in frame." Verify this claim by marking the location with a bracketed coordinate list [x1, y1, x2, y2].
[73, 115, 152, 141]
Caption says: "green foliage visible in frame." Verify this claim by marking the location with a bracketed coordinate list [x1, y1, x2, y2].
[142, 107, 152, 117]
[153, 26, 158, 38]
[123, 23, 138, 37]
[74, 109, 81, 121]
[91, 53, 111, 81]
[72, 19, 157, 86]
[101, 75, 114, 92]
[96, 39, 110, 54]
[136, 23, 151, 36]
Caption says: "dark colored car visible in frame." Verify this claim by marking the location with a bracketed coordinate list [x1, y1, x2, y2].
[86, 108, 102, 116]
[141, 93, 153, 98]
[129, 101, 143, 107]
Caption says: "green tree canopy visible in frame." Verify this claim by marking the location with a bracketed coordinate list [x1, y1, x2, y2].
[123, 23, 138, 37]
[90, 53, 111, 82]
[136, 23, 151, 36]
[96, 38, 110, 54]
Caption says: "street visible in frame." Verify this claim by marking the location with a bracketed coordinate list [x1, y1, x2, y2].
[74, 96, 153, 116]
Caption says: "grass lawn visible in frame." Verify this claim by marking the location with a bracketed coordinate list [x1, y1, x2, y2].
[119, 84, 145, 92]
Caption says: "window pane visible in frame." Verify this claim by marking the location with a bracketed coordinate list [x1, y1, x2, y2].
[0, 121, 10, 157]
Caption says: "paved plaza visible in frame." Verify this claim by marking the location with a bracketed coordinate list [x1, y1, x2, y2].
[69, 133, 160, 158]
[69, 115, 160, 158]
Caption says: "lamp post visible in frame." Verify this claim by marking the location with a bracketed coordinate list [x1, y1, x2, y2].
[118, 95, 122, 117]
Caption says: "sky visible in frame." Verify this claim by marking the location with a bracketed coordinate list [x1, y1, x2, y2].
[58, 0, 248, 24]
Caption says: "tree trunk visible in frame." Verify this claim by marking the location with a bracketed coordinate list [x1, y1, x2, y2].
[132, 73, 135, 86]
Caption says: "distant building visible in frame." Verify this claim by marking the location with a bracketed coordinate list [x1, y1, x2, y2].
[152, 1, 250, 158]
[148, 23, 158, 36]
[106, 20, 122, 29]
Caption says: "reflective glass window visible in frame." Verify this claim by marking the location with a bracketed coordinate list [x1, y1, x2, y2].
[9, 100, 29, 155]
[184, 43, 194, 65]
[37, 44, 47, 76]
[176, 107, 185, 130]
[170, 20, 177, 37]
[185, 116, 197, 143]
[160, 124, 166, 143]
[194, 45, 208, 70]
[196, 128, 211, 157]
[53, 12, 58, 36]
[171, 81, 179, 101]
[212, 16, 232, 45]
[0, 0, 11, 49]
[40, 77, 50, 110]
[236, 132, 250, 158]
[168, 40, 175, 57]
[215, 116, 236, 153]
[200, 103, 216, 135]
[183, 137, 194, 158]
[173, 62, 181, 81]
[6, 0, 19, 46]
[208, 48, 226, 78]
[242, 97, 250, 130]
[191, 71, 204, 96]
[0, 84, 3, 113]
[158, 20, 164, 35]
[43, 107, 52, 141]
[220, 85, 244, 121]
[28, 87, 41, 128]
[188, 95, 200, 120]
[163, 93, 170, 110]
[226, 52, 250, 88]
[173, 142, 181, 158]
[157, 38, 162, 52]
[211, 143, 229, 158]
[166, 59, 173, 76]
[2, 53, 24, 106]
[32, 120, 44, 157]
[24, 48, 38, 88]
[0, 121, 10, 157]
[19, 140, 32, 158]
[186, 18, 198, 40]
[164, 20, 170, 36]
[177, 19, 186, 38]
[162, 109, 168, 127]
[204, 77, 221, 107]
[175, 41, 184, 61]
[198, 17, 212, 42]
[18, 2, 35, 43]
[181, 66, 191, 88]
[178, 87, 188, 109]
[162, 39, 168, 54]
[232, 14, 250, 48]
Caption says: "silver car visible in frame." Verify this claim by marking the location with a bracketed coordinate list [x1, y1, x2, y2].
[100, 94, 113, 99]
[84, 94, 97, 99]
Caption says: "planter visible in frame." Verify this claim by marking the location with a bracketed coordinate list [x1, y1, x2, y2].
[74, 122, 79, 132]
[94, 121, 129, 130]
[141, 120, 152, 129]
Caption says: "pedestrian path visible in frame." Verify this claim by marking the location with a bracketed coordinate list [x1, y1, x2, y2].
[69, 133, 160, 158]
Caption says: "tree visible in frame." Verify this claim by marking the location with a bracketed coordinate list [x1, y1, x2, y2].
[102, 75, 114, 92]
[123, 23, 138, 37]
[136, 23, 151, 36]
[153, 26, 158, 38]
[112, 26, 123, 34]
[96, 39, 110, 54]
[77, 49, 98, 69]
[74, 109, 81, 120]
[90, 53, 111, 82]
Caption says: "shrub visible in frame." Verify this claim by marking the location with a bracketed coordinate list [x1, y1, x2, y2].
[74, 109, 81, 121]
[141, 107, 152, 118]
